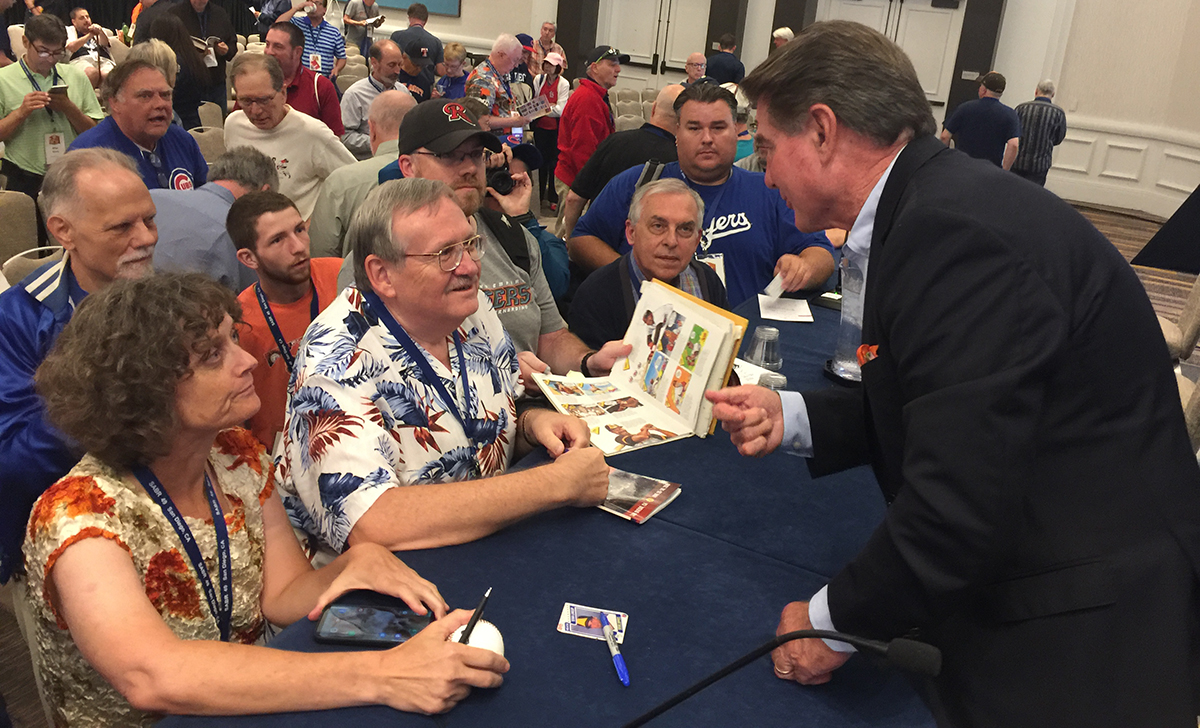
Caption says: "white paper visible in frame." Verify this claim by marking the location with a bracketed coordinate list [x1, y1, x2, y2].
[733, 357, 774, 386]
[763, 273, 784, 299]
[757, 294, 813, 322]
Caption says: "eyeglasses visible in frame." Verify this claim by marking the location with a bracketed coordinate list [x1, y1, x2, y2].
[30, 43, 66, 59]
[686, 62, 706, 68]
[593, 48, 622, 62]
[412, 148, 487, 166]
[238, 92, 278, 108]
[404, 234, 484, 271]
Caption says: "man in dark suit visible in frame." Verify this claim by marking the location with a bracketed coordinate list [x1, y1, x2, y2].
[708, 20, 1200, 727]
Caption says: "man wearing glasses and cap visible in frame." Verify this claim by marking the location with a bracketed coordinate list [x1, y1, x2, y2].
[0, 14, 101, 239]
[553, 44, 626, 236]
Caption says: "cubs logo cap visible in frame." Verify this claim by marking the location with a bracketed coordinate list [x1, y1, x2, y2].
[398, 99, 503, 155]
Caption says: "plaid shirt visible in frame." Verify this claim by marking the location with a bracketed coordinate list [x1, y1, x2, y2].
[628, 253, 703, 302]
[465, 59, 514, 117]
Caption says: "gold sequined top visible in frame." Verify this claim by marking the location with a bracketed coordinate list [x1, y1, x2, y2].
[23, 428, 274, 728]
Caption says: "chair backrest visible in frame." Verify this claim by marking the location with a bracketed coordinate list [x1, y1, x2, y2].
[571, 76, 582, 89]
[615, 99, 640, 117]
[246, 33, 260, 44]
[108, 38, 130, 63]
[335, 73, 359, 93]
[512, 82, 533, 107]
[197, 101, 224, 130]
[188, 127, 226, 163]
[615, 114, 642, 132]
[615, 88, 640, 103]
[0, 192, 39, 267]
[236, 34, 247, 46]
[641, 99, 654, 120]
[8, 25, 24, 58]
[1177, 273, 1200, 357]
[3, 246, 63, 287]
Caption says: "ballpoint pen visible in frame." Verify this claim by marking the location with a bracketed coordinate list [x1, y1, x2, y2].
[459, 586, 491, 644]
[600, 611, 630, 686]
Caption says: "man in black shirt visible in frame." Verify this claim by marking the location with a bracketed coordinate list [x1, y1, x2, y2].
[705, 33, 744, 85]
[559, 83, 682, 239]
[172, 0, 236, 112]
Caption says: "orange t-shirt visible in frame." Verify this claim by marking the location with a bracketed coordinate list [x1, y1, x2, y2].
[237, 258, 343, 450]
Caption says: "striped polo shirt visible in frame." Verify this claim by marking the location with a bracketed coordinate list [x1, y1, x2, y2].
[1012, 97, 1067, 176]
[290, 15, 346, 78]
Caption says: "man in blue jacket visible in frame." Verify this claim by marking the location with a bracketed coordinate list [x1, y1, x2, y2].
[0, 148, 157, 582]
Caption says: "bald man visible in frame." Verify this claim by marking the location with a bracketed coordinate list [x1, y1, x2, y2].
[340, 39, 412, 159]
[683, 52, 709, 86]
[310, 90, 417, 256]
[558, 84, 684, 241]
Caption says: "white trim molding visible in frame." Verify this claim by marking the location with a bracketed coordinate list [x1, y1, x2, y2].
[1047, 115, 1200, 219]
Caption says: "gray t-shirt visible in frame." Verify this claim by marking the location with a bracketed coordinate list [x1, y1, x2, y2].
[342, 0, 380, 46]
[476, 212, 565, 355]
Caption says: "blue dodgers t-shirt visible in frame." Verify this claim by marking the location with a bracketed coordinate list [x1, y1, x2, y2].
[942, 96, 1021, 167]
[572, 162, 833, 306]
[69, 117, 208, 191]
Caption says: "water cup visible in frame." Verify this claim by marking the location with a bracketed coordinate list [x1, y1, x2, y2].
[745, 326, 783, 372]
[759, 372, 788, 391]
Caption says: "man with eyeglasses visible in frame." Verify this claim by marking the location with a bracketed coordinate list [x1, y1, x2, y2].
[278, 177, 610, 565]
[390, 99, 631, 383]
[682, 52, 710, 87]
[228, 190, 342, 450]
[465, 34, 530, 135]
[250, 21, 343, 137]
[225, 53, 355, 220]
[552, 45, 625, 237]
[570, 178, 728, 349]
[0, 13, 102, 240]
[69, 60, 208, 191]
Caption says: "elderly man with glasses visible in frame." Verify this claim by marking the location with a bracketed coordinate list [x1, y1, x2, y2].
[0, 13, 102, 240]
[224, 52, 355, 220]
[278, 177, 610, 564]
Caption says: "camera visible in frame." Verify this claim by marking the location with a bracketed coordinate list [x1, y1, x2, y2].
[487, 163, 514, 196]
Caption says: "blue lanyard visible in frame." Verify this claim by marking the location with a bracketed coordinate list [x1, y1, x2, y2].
[367, 74, 383, 93]
[254, 282, 318, 374]
[198, 7, 209, 39]
[361, 291, 481, 444]
[485, 59, 514, 105]
[133, 465, 232, 642]
[19, 58, 59, 119]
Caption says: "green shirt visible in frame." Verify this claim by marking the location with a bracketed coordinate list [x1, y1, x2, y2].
[0, 60, 104, 175]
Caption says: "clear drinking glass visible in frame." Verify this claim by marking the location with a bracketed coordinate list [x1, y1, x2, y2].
[745, 325, 783, 372]
[830, 256, 864, 382]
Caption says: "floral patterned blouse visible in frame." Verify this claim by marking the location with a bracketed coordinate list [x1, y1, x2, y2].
[279, 287, 519, 558]
[22, 428, 274, 728]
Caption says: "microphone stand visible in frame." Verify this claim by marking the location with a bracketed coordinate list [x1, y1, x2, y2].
[619, 629, 941, 728]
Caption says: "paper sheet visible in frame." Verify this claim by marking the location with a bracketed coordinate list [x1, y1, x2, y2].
[757, 294, 813, 322]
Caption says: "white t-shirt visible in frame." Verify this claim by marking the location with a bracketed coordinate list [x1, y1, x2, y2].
[224, 106, 356, 219]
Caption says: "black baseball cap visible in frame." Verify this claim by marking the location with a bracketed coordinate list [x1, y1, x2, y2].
[586, 45, 630, 65]
[510, 143, 543, 171]
[398, 99, 503, 155]
[977, 71, 1006, 94]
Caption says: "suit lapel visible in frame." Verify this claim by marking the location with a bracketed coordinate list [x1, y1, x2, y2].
[870, 135, 948, 251]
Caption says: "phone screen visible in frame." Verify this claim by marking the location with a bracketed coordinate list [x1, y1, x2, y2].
[315, 603, 432, 646]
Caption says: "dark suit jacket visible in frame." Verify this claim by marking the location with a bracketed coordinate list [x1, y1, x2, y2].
[803, 135, 1200, 727]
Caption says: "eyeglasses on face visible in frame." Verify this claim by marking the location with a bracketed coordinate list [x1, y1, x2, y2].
[238, 91, 279, 108]
[412, 148, 487, 166]
[686, 62, 706, 68]
[30, 43, 66, 59]
[403, 234, 485, 271]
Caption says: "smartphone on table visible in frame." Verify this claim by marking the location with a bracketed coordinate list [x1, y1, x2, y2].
[314, 590, 434, 647]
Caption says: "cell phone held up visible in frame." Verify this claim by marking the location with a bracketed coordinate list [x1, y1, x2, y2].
[48, 84, 69, 95]
[313, 590, 434, 647]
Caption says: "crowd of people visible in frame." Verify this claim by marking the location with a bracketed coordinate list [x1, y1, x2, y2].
[0, 8, 1196, 728]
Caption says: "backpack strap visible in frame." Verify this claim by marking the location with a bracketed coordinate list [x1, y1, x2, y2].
[634, 159, 666, 189]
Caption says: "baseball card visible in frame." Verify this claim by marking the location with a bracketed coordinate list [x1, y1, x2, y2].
[557, 603, 628, 644]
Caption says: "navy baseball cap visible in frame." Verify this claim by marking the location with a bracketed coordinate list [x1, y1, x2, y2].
[586, 45, 629, 65]
[510, 143, 543, 171]
[398, 99, 504, 155]
[516, 33, 534, 52]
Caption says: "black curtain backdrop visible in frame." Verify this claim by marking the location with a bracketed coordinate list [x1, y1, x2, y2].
[4, 0, 258, 41]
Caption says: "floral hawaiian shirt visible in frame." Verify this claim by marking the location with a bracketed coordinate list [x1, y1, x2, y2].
[465, 59, 516, 118]
[279, 287, 519, 555]
[22, 429, 273, 727]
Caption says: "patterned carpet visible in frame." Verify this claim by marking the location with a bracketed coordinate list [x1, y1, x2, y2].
[0, 205, 1183, 728]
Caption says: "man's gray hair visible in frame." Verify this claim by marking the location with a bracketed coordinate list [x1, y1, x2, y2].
[1036, 79, 1056, 97]
[772, 27, 793, 41]
[349, 178, 457, 293]
[628, 178, 704, 228]
[39, 148, 140, 223]
[740, 21, 935, 146]
[230, 52, 284, 93]
[209, 147, 280, 192]
[492, 34, 521, 56]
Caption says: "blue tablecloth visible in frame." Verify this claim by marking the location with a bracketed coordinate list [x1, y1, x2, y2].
[161, 297, 934, 728]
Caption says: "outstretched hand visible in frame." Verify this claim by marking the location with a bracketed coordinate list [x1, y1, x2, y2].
[704, 385, 784, 457]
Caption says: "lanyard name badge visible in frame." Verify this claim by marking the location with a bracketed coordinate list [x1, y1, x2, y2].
[21, 59, 67, 164]
[690, 174, 730, 286]
[134, 465, 233, 641]
[362, 292, 483, 472]
[255, 282, 318, 374]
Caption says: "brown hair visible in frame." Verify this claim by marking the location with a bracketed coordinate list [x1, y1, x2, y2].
[227, 190, 298, 252]
[739, 20, 935, 146]
[36, 274, 242, 469]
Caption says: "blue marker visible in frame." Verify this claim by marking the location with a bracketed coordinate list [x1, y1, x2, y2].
[600, 612, 630, 686]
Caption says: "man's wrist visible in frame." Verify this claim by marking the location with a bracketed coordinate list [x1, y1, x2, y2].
[579, 350, 597, 377]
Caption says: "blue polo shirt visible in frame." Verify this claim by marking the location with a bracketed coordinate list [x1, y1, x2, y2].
[942, 96, 1021, 167]
[69, 117, 207, 190]
[573, 162, 834, 307]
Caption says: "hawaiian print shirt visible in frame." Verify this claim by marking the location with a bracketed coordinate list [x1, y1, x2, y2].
[23, 430, 273, 727]
[279, 287, 520, 554]
[465, 59, 515, 118]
